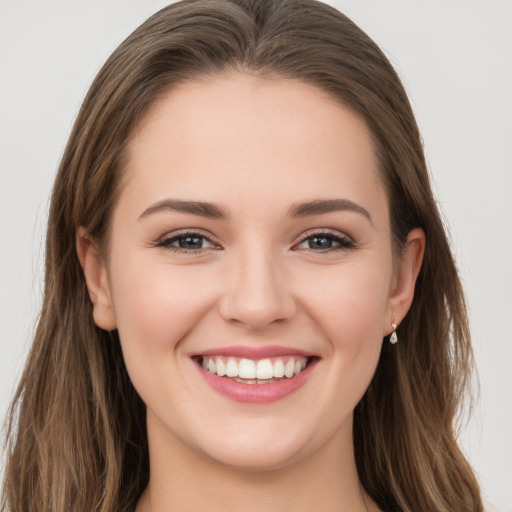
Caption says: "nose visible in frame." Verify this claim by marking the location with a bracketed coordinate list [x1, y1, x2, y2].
[218, 246, 297, 331]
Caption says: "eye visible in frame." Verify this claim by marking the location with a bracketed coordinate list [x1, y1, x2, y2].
[157, 231, 219, 253]
[296, 230, 354, 252]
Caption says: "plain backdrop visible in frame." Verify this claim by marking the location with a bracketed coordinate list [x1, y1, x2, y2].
[1, 1, 511, 510]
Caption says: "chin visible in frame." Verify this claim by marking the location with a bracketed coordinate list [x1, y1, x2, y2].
[201, 438, 308, 473]
[187, 413, 338, 473]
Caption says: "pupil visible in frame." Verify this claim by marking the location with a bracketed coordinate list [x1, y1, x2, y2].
[179, 236, 202, 249]
[310, 236, 332, 249]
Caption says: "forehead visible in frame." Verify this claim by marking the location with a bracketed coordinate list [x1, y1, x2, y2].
[121, 73, 386, 221]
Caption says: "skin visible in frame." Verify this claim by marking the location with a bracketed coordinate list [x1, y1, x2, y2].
[78, 73, 424, 512]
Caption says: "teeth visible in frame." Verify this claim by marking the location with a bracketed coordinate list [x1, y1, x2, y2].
[201, 355, 310, 381]
[284, 359, 295, 378]
[226, 358, 238, 378]
[216, 358, 226, 377]
[239, 359, 256, 379]
[273, 359, 285, 378]
[256, 359, 273, 379]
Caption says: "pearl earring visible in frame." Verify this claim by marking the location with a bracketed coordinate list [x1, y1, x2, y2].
[390, 318, 398, 344]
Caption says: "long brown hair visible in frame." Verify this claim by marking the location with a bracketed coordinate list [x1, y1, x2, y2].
[2, 1, 482, 511]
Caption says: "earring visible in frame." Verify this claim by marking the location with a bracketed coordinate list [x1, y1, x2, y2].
[390, 318, 398, 344]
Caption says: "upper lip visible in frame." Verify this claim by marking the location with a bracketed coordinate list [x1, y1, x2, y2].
[190, 345, 316, 359]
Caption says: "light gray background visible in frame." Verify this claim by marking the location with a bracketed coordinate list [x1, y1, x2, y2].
[1, 1, 511, 510]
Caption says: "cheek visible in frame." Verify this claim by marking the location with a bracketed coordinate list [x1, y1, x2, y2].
[300, 258, 391, 411]
[109, 256, 215, 364]
[108, 257, 222, 415]
[304, 260, 392, 352]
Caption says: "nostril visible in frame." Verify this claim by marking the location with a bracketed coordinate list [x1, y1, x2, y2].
[217, 274, 297, 330]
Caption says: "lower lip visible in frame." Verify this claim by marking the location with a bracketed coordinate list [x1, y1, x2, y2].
[196, 359, 317, 404]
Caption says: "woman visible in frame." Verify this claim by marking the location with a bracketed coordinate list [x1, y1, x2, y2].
[1, 0, 483, 511]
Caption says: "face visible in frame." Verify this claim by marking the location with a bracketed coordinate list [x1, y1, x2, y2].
[82, 73, 420, 471]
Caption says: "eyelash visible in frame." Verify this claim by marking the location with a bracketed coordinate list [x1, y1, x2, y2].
[295, 230, 355, 253]
[156, 229, 355, 254]
[156, 230, 219, 253]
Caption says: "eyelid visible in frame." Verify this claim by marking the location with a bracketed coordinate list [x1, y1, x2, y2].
[156, 229, 222, 252]
[154, 228, 354, 254]
[294, 228, 355, 251]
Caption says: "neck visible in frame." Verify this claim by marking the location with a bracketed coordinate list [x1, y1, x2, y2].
[136, 412, 378, 512]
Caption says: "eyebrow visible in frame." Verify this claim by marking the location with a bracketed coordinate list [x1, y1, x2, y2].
[288, 199, 373, 224]
[138, 199, 228, 220]
[138, 197, 372, 224]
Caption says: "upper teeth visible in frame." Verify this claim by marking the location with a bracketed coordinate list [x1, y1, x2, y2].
[202, 356, 308, 379]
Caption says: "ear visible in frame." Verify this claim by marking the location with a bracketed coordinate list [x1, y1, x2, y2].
[76, 227, 117, 331]
[385, 228, 426, 335]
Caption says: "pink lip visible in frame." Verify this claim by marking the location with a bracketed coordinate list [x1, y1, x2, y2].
[194, 356, 318, 404]
[190, 345, 316, 359]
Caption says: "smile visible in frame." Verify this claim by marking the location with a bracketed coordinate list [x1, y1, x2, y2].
[191, 347, 318, 403]
[201, 356, 309, 382]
